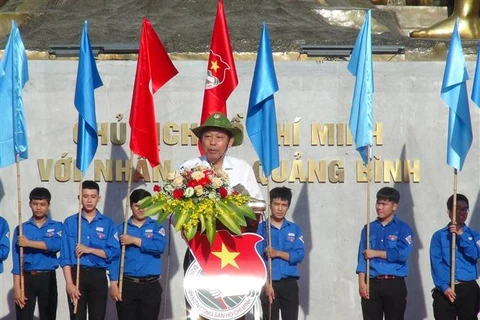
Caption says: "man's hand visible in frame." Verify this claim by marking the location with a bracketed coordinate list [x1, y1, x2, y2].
[75, 244, 91, 257]
[120, 234, 137, 246]
[265, 247, 278, 259]
[443, 287, 456, 303]
[17, 235, 30, 248]
[66, 283, 81, 305]
[449, 224, 463, 235]
[110, 281, 122, 302]
[265, 284, 275, 304]
[359, 281, 369, 299]
[13, 286, 27, 309]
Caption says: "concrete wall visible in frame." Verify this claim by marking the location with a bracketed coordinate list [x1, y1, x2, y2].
[0, 59, 479, 319]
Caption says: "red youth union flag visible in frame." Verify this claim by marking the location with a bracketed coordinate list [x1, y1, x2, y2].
[188, 230, 266, 278]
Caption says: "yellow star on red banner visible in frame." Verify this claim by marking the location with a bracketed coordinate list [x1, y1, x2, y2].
[212, 243, 240, 269]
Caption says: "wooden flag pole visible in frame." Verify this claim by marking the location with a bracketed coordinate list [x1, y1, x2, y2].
[366, 145, 372, 290]
[265, 179, 273, 320]
[15, 153, 25, 300]
[74, 177, 83, 314]
[450, 169, 458, 292]
[119, 151, 134, 299]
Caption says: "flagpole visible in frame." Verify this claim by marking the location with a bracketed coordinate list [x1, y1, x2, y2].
[265, 178, 273, 320]
[366, 145, 371, 290]
[15, 153, 25, 299]
[74, 177, 83, 314]
[450, 169, 458, 292]
[119, 151, 134, 298]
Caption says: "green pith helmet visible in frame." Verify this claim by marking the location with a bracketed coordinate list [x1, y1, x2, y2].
[191, 112, 243, 146]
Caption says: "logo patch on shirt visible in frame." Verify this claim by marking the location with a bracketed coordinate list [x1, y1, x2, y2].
[287, 232, 295, 242]
[468, 237, 473, 241]
[96, 227, 104, 232]
[388, 235, 398, 241]
[97, 232, 105, 239]
[46, 229, 55, 237]
[405, 235, 412, 245]
[159, 228, 166, 237]
[145, 230, 154, 239]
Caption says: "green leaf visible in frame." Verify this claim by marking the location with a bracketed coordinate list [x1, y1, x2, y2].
[198, 212, 206, 234]
[138, 196, 153, 209]
[183, 223, 198, 241]
[174, 207, 190, 232]
[156, 209, 171, 225]
[205, 214, 216, 245]
[144, 200, 168, 217]
[238, 204, 256, 220]
[216, 201, 241, 235]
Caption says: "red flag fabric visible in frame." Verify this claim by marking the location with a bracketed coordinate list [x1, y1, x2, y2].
[188, 230, 266, 279]
[129, 17, 178, 167]
[198, 0, 238, 153]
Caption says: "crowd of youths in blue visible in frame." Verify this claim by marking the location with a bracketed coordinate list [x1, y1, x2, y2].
[0, 181, 305, 320]
[356, 187, 480, 320]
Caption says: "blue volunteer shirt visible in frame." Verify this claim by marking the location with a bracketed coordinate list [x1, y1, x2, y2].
[0, 217, 10, 274]
[12, 217, 62, 274]
[356, 215, 414, 277]
[59, 211, 119, 268]
[430, 224, 480, 293]
[257, 218, 305, 281]
[109, 217, 167, 281]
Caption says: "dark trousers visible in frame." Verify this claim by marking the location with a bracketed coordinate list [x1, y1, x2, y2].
[67, 267, 107, 320]
[16, 271, 57, 320]
[432, 281, 480, 320]
[260, 278, 299, 320]
[116, 279, 162, 320]
[361, 277, 407, 320]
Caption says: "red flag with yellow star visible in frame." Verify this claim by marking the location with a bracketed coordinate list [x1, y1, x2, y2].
[198, 0, 238, 153]
[188, 230, 266, 278]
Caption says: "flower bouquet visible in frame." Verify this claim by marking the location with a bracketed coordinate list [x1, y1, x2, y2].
[139, 164, 256, 244]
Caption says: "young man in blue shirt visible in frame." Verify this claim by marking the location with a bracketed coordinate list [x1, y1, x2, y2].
[430, 193, 480, 320]
[257, 186, 305, 320]
[0, 214, 9, 274]
[109, 188, 167, 320]
[356, 187, 414, 320]
[12, 187, 62, 320]
[59, 180, 119, 320]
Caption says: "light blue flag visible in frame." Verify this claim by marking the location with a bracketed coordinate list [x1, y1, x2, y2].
[471, 42, 480, 107]
[0, 21, 29, 168]
[75, 21, 103, 173]
[246, 23, 280, 178]
[441, 18, 472, 171]
[348, 10, 373, 165]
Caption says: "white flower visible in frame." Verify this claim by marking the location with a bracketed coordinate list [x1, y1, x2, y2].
[211, 177, 223, 188]
[208, 192, 217, 199]
[184, 187, 194, 198]
[163, 184, 174, 193]
[194, 185, 204, 196]
[191, 171, 205, 181]
[174, 176, 184, 187]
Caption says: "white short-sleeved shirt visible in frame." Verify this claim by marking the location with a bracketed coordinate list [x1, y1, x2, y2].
[181, 155, 263, 200]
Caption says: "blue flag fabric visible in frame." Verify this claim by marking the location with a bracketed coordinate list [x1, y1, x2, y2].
[347, 10, 374, 165]
[0, 21, 29, 168]
[441, 18, 472, 171]
[471, 42, 480, 107]
[246, 23, 280, 177]
[75, 21, 103, 173]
